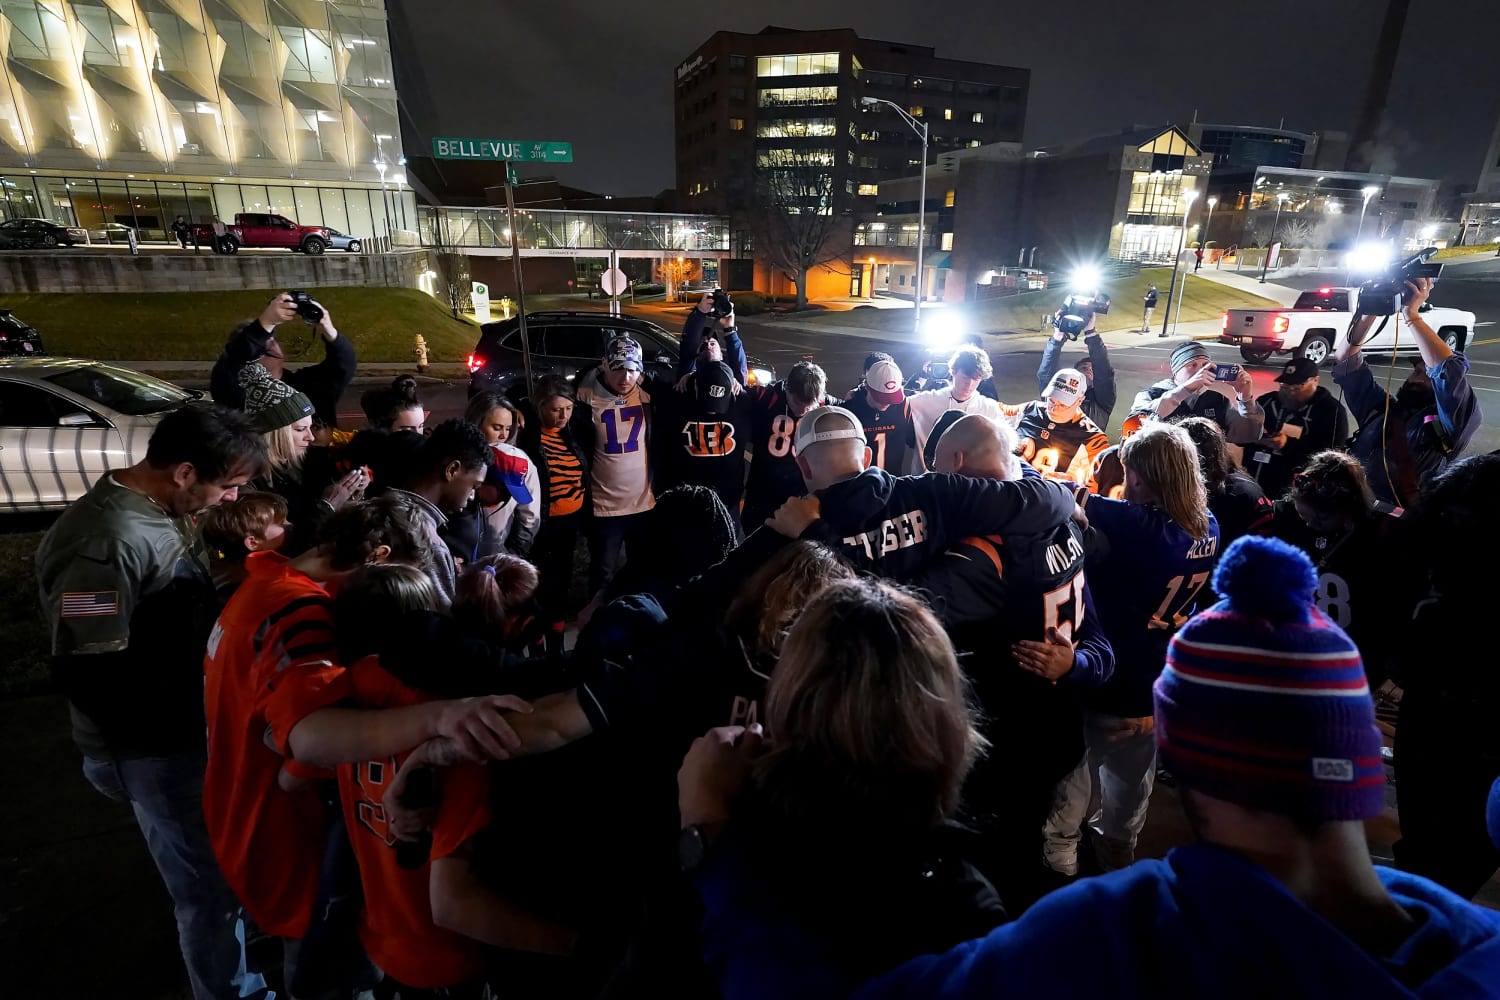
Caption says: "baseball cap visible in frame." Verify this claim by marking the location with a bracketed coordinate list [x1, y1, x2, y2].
[695, 361, 736, 416]
[865, 359, 906, 406]
[1045, 367, 1088, 407]
[605, 336, 643, 373]
[792, 405, 863, 456]
[1169, 341, 1211, 374]
[1275, 358, 1320, 384]
[486, 444, 533, 506]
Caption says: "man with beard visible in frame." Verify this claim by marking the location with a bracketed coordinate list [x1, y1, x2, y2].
[1130, 342, 1264, 445]
[1333, 276, 1480, 508]
[1246, 358, 1350, 498]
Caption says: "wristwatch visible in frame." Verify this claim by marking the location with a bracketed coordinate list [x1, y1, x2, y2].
[678, 824, 710, 874]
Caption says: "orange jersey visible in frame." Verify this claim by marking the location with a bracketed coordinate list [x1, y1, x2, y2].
[338, 656, 493, 990]
[202, 552, 352, 938]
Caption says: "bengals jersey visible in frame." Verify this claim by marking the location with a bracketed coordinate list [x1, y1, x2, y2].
[843, 392, 914, 474]
[651, 388, 751, 510]
[742, 381, 836, 527]
[1006, 401, 1110, 486]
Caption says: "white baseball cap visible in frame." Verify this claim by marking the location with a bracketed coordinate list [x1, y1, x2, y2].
[864, 359, 906, 406]
[1045, 367, 1088, 407]
[793, 405, 865, 455]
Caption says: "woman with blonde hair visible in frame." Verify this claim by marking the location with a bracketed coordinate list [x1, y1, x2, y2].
[677, 576, 1005, 984]
[1041, 420, 1222, 876]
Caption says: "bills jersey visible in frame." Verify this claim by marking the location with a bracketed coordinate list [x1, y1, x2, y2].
[843, 392, 914, 474]
[1006, 401, 1111, 485]
[576, 368, 653, 518]
[1083, 496, 1221, 718]
[742, 381, 834, 522]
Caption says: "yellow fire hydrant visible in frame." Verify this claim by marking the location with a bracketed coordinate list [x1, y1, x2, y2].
[414, 334, 430, 374]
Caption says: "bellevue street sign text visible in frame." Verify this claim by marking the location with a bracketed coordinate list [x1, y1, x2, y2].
[432, 138, 573, 163]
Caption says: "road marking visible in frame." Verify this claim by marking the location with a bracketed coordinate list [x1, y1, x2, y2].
[1470, 337, 1500, 346]
[1474, 322, 1495, 328]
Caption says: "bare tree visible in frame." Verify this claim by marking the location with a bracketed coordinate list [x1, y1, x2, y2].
[748, 150, 851, 310]
[428, 210, 472, 319]
[1281, 219, 1317, 249]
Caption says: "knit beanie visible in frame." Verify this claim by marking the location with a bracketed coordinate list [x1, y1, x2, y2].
[1169, 341, 1211, 375]
[239, 363, 313, 433]
[1153, 535, 1385, 824]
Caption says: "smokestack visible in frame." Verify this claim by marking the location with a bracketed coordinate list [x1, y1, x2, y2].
[1347, 0, 1411, 173]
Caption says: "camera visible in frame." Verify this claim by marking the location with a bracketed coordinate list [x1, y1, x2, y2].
[1354, 248, 1442, 317]
[1052, 291, 1112, 340]
[709, 288, 734, 319]
[288, 289, 324, 325]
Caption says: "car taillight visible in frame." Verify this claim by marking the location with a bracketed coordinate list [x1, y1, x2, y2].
[1221, 312, 1229, 331]
[1272, 315, 1290, 334]
[466, 353, 484, 373]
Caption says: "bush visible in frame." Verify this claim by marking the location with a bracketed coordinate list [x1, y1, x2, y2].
[727, 290, 767, 314]
[1434, 243, 1499, 260]
[631, 282, 665, 295]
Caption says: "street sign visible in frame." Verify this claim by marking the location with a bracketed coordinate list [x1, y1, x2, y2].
[506, 165, 518, 186]
[600, 268, 628, 297]
[432, 138, 573, 163]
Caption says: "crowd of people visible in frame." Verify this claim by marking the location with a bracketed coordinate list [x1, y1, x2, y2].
[32, 283, 1500, 999]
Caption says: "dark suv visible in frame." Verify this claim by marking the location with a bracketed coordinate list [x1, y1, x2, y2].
[0, 309, 45, 356]
[467, 310, 774, 397]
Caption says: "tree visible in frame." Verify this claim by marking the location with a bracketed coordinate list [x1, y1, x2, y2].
[748, 150, 851, 310]
[655, 256, 695, 302]
[1281, 219, 1317, 249]
[428, 209, 472, 319]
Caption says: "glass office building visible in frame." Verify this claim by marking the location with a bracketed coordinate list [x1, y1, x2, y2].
[0, 0, 407, 240]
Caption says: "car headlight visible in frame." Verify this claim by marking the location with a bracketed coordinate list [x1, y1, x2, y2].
[748, 366, 773, 387]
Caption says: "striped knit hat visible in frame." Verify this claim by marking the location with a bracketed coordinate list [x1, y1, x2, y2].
[1153, 535, 1385, 824]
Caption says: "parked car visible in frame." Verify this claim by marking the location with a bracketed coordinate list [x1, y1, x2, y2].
[0, 309, 45, 357]
[467, 310, 775, 398]
[1221, 285, 1475, 365]
[325, 229, 364, 253]
[90, 222, 138, 244]
[189, 212, 334, 255]
[0, 217, 87, 248]
[0, 358, 197, 512]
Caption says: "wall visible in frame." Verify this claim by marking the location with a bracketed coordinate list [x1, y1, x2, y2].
[0, 249, 431, 294]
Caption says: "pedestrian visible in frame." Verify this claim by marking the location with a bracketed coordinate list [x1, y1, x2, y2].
[1332, 277, 1481, 508]
[679, 290, 718, 378]
[1042, 421, 1220, 875]
[445, 393, 540, 562]
[690, 536, 1500, 1000]
[211, 214, 228, 252]
[361, 375, 427, 434]
[1000, 367, 1111, 486]
[519, 376, 589, 657]
[34, 403, 271, 1000]
[1131, 342, 1265, 445]
[1245, 357, 1350, 499]
[740, 360, 837, 533]
[210, 292, 357, 431]
[651, 356, 753, 519]
[907, 347, 1003, 472]
[172, 215, 191, 249]
[1038, 312, 1118, 428]
[1193, 246, 1204, 271]
[1141, 283, 1159, 332]
[1178, 417, 1272, 548]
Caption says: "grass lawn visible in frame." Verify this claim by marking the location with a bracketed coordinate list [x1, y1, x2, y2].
[811, 267, 1279, 336]
[0, 531, 50, 698]
[3, 287, 480, 363]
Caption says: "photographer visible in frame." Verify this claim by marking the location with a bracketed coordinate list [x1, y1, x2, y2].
[1038, 313, 1117, 428]
[211, 291, 357, 430]
[1332, 276, 1481, 509]
[1131, 342, 1265, 445]
[680, 290, 749, 385]
[908, 334, 1000, 400]
[1243, 358, 1349, 498]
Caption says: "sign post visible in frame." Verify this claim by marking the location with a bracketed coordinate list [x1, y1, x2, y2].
[432, 138, 575, 390]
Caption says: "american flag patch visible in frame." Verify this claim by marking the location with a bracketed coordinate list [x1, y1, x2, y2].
[61, 592, 119, 619]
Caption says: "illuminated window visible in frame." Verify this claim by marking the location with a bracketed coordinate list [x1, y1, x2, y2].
[941, 232, 954, 251]
[756, 148, 836, 168]
[858, 183, 878, 195]
[729, 118, 745, 131]
[943, 108, 953, 120]
[971, 112, 985, 124]
[756, 52, 839, 77]
[755, 118, 837, 138]
[967, 140, 981, 148]
[944, 189, 956, 207]
[908, 106, 924, 117]
[758, 86, 839, 108]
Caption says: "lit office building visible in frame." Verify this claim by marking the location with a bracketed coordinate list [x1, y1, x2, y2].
[0, 0, 412, 243]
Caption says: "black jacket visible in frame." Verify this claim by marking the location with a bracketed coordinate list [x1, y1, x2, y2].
[1247, 386, 1351, 498]
[210, 321, 357, 428]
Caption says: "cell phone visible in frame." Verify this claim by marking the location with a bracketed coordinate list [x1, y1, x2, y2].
[1213, 363, 1241, 383]
[1281, 423, 1303, 440]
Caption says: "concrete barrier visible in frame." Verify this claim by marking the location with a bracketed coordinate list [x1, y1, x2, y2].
[0, 248, 432, 294]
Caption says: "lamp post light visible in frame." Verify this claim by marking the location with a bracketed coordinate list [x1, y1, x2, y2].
[1259, 192, 1289, 284]
[374, 158, 390, 244]
[1345, 185, 1381, 283]
[861, 96, 928, 336]
[1159, 190, 1198, 337]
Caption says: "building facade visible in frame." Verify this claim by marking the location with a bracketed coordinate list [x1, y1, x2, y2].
[0, 0, 412, 242]
[672, 26, 1027, 299]
[1206, 165, 1442, 252]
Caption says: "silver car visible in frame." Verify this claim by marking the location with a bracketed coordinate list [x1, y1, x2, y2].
[0, 358, 196, 512]
[325, 229, 364, 252]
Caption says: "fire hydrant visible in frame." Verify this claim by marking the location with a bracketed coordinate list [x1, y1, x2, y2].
[414, 334, 430, 374]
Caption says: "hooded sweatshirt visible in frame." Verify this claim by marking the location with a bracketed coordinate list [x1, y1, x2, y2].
[697, 842, 1500, 1000]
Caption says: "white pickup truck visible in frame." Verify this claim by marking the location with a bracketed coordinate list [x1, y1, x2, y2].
[1220, 286, 1475, 366]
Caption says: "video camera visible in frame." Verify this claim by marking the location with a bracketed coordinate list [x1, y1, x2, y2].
[1354, 248, 1442, 317]
[709, 288, 734, 319]
[1052, 291, 1112, 340]
[287, 289, 324, 325]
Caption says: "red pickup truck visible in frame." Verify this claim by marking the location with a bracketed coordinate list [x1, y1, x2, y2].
[192, 213, 334, 255]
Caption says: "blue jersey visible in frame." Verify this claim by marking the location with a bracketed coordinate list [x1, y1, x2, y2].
[1083, 496, 1220, 718]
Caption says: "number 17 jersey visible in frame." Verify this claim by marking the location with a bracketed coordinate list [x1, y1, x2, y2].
[576, 368, 654, 518]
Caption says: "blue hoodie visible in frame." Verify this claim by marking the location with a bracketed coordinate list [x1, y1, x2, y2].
[699, 842, 1500, 1000]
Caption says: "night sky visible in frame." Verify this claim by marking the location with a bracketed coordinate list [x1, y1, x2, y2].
[394, 0, 1500, 196]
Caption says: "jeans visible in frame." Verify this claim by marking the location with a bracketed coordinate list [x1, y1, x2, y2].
[589, 512, 644, 595]
[83, 750, 271, 1000]
[1041, 712, 1158, 874]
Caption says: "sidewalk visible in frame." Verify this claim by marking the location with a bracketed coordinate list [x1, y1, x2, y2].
[1190, 267, 1302, 307]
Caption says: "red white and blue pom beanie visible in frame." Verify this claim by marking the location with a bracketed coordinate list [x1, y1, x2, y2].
[1153, 535, 1385, 824]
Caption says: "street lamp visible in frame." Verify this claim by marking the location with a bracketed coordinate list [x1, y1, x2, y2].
[1159, 189, 1198, 337]
[374, 158, 390, 242]
[1356, 184, 1380, 243]
[1259, 192, 1289, 284]
[861, 96, 928, 336]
